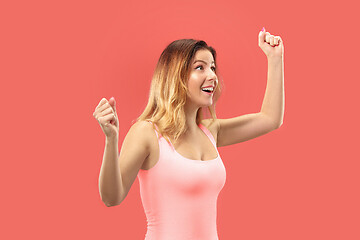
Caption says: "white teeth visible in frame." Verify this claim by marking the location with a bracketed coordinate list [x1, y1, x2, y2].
[201, 87, 214, 91]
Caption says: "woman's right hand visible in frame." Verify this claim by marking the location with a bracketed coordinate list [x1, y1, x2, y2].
[93, 97, 119, 139]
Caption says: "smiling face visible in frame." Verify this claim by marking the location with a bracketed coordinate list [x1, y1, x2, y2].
[185, 49, 218, 108]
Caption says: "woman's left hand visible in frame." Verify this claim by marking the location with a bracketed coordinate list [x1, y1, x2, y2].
[258, 27, 284, 60]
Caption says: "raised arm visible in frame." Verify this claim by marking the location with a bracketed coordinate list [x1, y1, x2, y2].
[259, 27, 284, 125]
[216, 28, 284, 147]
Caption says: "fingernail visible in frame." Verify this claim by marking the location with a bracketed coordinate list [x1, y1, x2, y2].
[262, 27, 265, 32]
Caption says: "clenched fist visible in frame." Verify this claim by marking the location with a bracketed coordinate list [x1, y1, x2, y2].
[258, 27, 284, 60]
[93, 97, 119, 139]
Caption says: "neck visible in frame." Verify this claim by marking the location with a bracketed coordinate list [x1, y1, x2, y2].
[183, 101, 201, 135]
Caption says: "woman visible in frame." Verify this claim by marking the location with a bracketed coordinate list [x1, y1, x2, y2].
[93, 27, 284, 239]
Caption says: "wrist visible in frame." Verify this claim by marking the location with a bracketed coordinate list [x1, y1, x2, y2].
[267, 56, 283, 63]
[106, 136, 118, 144]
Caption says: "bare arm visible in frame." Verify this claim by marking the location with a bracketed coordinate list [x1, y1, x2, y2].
[98, 137, 123, 207]
[215, 32, 285, 147]
[98, 121, 152, 207]
[260, 57, 284, 126]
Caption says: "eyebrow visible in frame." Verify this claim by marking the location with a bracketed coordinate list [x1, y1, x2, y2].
[193, 60, 215, 65]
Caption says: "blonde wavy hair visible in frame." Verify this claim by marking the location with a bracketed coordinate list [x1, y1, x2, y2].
[136, 39, 223, 144]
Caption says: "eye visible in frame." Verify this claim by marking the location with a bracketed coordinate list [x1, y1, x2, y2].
[211, 66, 216, 71]
[195, 65, 203, 70]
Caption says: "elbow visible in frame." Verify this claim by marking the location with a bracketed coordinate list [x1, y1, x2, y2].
[104, 203, 118, 207]
[102, 199, 121, 207]
[275, 121, 283, 129]
[269, 120, 283, 130]
[100, 192, 123, 207]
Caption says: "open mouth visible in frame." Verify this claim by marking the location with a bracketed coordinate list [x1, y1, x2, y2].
[202, 89, 212, 93]
[201, 87, 214, 93]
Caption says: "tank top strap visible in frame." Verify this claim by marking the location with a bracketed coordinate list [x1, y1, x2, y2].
[145, 121, 176, 150]
[198, 123, 217, 147]
[146, 120, 160, 138]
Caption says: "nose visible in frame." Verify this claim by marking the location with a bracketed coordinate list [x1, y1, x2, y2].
[206, 68, 217, 84]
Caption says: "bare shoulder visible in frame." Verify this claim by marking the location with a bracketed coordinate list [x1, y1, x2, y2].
[128, 120, 157, 149]
[200, 118, 220, 142]
[129, 120, 159, 171]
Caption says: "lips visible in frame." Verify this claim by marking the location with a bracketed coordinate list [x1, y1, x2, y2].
[201, 85, 214, 94]
[202, 90, 213, 95]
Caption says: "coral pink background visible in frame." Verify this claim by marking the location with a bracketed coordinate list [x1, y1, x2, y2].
[1, 0, 359, 239]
